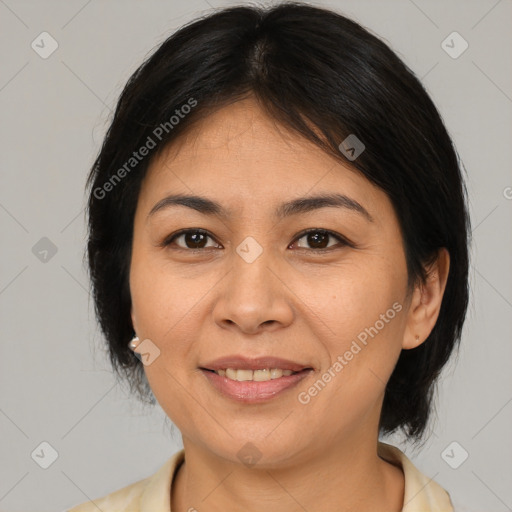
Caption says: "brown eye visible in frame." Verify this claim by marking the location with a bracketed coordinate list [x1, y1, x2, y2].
[164, 229, 220, 250]
[292, 229, 351, 251]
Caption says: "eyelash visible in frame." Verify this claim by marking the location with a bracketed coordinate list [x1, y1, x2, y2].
[160, 228, 355, 253]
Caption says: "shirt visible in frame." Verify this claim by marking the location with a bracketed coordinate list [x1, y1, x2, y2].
[66, 441, 454, 511]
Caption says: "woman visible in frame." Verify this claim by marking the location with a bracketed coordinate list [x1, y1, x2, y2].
[69, 2, 470, 511]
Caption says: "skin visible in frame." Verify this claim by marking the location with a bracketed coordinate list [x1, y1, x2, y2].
[129, 96, 450, 512]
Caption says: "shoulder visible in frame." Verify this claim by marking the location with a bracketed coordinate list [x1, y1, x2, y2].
[67, 476, 150, 512]
[66, 449, 185, 512]
[378, 441, 454, 512]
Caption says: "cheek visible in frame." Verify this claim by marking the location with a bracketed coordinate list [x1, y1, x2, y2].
[129, 254, 199, 418]
[297, 290, 405, 433]
[129, 247, 221, 379]
[311, 257, 404, 332]
[129, 247, 183, 362]
[130, 242, 194, 333]
[305, 258, 407, 388]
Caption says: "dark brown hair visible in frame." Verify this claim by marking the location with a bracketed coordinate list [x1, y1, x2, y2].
[85, 2, 471, 444]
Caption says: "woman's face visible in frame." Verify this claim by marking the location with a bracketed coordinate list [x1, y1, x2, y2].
[130, 97, 417, 465]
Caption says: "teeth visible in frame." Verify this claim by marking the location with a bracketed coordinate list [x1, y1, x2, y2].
[254, 369, 270, 381]
[271, 368, 285, 379]
[215, 368, 295, 381]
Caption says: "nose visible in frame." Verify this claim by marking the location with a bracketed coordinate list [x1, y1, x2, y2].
[212, 243, 294, 335]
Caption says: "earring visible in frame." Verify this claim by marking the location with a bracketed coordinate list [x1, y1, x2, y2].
[129, 335, 140, 350]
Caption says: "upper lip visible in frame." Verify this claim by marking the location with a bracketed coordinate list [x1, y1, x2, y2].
[200, 355, 312, 372]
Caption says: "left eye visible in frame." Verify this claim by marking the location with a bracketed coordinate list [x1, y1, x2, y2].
[291, 229, 349, 250]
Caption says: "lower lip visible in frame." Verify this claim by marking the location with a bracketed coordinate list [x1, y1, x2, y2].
[200, 369, 313, 403]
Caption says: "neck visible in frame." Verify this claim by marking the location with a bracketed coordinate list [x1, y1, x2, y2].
[171, 434, 404, 512]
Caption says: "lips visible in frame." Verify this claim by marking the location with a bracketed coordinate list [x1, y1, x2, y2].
[199, 355, 315, 403]
[200, 355, 313, 373]
[200, 367, 313, 403]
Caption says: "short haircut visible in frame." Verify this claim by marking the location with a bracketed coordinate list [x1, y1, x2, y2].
[86, 2, 471, 443]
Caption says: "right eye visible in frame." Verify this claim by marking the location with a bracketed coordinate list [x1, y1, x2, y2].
[162, 229, 222, 251]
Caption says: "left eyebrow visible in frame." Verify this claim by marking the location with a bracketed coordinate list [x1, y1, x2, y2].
[147, 193, 374, 223]
[275, 193, 374, 222]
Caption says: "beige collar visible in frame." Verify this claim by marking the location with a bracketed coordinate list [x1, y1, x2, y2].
[69, 442, 454, 511]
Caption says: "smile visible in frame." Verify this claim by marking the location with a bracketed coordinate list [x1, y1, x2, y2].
[200, 368, 313, 403]
[211, 368, 296, 381]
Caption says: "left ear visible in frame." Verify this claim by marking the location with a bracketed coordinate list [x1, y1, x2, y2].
[402, 248, 450, 350]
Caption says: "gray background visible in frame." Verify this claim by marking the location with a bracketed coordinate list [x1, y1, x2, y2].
[0, 0, 511, 511]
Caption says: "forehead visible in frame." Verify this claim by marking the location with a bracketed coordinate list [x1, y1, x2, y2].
[139, 98, 389, 222]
